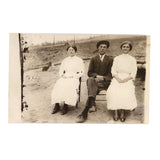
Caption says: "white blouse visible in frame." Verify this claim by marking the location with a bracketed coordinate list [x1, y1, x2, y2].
[59, 56, 84, 79]
[111, 54, 137, 80]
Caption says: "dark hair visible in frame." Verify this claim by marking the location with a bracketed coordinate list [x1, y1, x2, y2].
[96, 40, 110, 49]
[120, 41, 132, 51]
[66, 45, 77, 52]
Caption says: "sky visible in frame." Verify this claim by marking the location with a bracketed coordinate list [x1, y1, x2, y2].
[21, 33, 138, 46]
[21, 33, 101, 45]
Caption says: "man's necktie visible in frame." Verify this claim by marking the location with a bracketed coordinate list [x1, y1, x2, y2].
[100, 55, 103, 62]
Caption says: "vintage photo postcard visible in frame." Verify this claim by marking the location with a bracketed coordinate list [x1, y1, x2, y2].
[9, 33, 150, 123]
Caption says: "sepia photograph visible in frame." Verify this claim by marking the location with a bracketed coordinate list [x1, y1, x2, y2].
[3, 1, 160, 160]
[9, 33, 149, 123]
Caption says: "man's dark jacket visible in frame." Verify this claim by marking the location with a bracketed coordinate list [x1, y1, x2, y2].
[88, 54, 113, 82]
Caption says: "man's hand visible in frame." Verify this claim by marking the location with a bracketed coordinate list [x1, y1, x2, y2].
[95, 75, 104, 82]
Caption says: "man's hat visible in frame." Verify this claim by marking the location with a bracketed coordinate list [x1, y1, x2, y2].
[97, 40, 110, 49]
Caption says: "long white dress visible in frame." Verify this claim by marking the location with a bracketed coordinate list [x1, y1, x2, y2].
[51, 56, 84, 106]
[106, 54, 137, 110]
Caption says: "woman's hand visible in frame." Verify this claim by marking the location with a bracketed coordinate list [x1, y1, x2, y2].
[61, 74, 67, 78]
[114, 75, 125, 83]
[115, 77, 124, 83]
[62, 73, 74, 78]
[121, 77, 132, 83]
[114, 75, 132, 83]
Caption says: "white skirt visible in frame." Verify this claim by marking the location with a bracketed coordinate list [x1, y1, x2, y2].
[106, 78, 137, 110]
[51, 77, 79, 106]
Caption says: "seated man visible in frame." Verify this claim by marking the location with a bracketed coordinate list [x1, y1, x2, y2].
[77, 40, 113, 123]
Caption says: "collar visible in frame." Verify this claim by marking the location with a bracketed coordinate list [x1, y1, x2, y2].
[99, 54, 105, 61]
[99, 54, 105, 57]
[68, 55, 76, 59]
[122, 53, 129, 56]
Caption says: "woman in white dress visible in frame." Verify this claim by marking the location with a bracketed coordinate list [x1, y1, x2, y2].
[106, 41, 137, 122]
[51, 45, 84, 115]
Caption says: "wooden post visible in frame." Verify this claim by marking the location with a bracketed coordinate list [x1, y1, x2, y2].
[74, 34, 76, 44]
[53, 34, 55, 45]
[18, 33, 24, 112]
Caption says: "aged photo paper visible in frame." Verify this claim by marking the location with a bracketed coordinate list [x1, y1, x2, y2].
[8, 33, 150, 123]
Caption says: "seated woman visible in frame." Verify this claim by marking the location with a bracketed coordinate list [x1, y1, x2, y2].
[106, 41, 137, 122]
[51, 45, 84, 115]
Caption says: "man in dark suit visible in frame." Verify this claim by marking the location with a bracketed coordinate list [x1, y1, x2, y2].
[77, 40, 113, 123]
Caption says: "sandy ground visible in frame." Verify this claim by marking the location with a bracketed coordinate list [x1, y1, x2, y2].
[22, 58, 144, 123]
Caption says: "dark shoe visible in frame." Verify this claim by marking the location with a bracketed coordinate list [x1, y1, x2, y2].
[113, 116, 119, 121]
[76, 114, 87, 123]
[89, 106, 97, 113]
[51, 103, 60, 114]
[77, 101, 90, 123]
[113, 110, 119, 121]
[61, 104, 68, 115]
[120, 117, 126, 122]
[120, 110, 126, 122]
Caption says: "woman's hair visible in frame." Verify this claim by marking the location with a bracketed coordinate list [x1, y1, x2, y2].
[120, 41, 132, 51]
[97, 40, 110, 49]
[66, 45, 77, 52]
